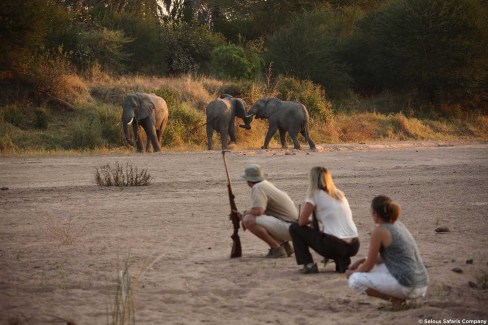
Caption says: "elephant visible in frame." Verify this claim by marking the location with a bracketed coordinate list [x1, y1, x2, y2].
[122, 93, 169, 153]
[240, 98, 316, 150]
[205, 94, 251, 150]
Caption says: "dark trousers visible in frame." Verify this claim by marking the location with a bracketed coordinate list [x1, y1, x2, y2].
[289, 223, 360, 265]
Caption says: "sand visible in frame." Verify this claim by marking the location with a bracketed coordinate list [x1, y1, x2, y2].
[1, 141, 487, 324]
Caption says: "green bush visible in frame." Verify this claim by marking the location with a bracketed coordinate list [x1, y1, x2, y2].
[97, 105, 125, 146]
[3, 105, 24, 128]
[163, 23, 225, 74]
[70, 113, 104, 149]
[354, 0, 488, 107]
[265, 9, 357, 98]
[163, 102, 206, 147]
[154, 88, 181, 109]
[277, 77, 333, 122]
[74, 28, 132, 74]
[210, 44, 262, 80]
[34, 108, 49, 130]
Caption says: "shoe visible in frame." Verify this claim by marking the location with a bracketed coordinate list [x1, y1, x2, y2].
[281, 242, 294, 257]
[334, 257, 351, 273]
[298, 263, 319, 274]
[265, 246, 287, 258]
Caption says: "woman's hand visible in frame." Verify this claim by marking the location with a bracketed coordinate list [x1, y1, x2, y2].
[345, 257, 366, 278]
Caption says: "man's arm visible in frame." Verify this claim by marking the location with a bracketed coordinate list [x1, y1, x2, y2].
[242, 207, 265, 217]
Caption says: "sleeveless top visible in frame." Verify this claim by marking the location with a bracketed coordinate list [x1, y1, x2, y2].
[380, 221, 429, 288]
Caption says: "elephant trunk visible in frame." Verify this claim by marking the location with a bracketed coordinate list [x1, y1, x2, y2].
[239, 114, 254, 130]
[122, 111, 135, 146]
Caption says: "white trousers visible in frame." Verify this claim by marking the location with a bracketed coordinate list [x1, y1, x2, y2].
[348, 263, 427, 299]
[256, 215, 292, 241]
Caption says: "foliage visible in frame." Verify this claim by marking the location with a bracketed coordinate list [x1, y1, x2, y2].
[70, 113, 104, 149]
[95, 162, 151, 187]
[265, 8, 359, 98]
[0, 0, 64, 73]
[74, 28, 132, 74]
[351, 0, 488, 108]
[277, 77, 333, 122]
[34, 108, 49, 130]
[162, 102, 206, 147]
[163, 23, 226, 75]
[100, 11, 168, 75]
[210, 44, 262, 80]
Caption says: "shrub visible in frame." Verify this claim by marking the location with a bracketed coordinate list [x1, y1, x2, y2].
[163, 23, 225, 75]
[277, 77, 332, 122]
[163, 102, 206, 147]
[70, 113, 104, 149]
[210, 44, 262, 80]
[154, 88, 181, 109]
[265, 9, 356, 98]
[34, 108, 49, 129]
[95, 162, 151, 187]
[97, 105, 125, 146]
[354, 0, 488, 107]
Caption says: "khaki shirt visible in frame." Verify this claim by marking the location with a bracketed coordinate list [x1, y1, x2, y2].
[250, 180, 298, 223]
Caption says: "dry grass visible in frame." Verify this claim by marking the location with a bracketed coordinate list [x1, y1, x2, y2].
[109, 256, 136, 325]
[95, 162, 152, 187]
[44, 216, 87, 245]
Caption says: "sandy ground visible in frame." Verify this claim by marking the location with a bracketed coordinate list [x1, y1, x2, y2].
[1, 141, 487, 325]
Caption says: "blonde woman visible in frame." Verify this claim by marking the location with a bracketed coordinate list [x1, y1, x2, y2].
[289, 167, 359, 274]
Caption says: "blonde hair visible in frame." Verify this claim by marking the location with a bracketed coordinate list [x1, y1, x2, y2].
[307, 167, 344, 200]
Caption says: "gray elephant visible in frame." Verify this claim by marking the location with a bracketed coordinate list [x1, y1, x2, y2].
[205, 94, 251, 150]
[241, 98, 316, 150]
[122, 93, 169, 153]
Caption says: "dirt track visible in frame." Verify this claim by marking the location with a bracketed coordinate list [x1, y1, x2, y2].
[1, 141, 487, 324]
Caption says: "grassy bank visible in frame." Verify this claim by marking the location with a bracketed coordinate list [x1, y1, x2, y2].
[1, 74, 487, 156]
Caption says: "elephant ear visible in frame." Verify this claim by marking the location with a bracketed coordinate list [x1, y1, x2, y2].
[264, 98, 280, 117]
[135, 93, 155, 120]
[233, 98, 247, 118]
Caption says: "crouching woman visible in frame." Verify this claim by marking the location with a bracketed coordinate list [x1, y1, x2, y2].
[346, 195, 428, 307]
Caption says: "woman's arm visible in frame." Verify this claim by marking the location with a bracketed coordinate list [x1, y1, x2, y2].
[354, 226, 386, 273]
[298, 202, 315, 226]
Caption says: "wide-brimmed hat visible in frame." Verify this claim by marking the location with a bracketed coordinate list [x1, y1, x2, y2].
[241, 164, 267, 182]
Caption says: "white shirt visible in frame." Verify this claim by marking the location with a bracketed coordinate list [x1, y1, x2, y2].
[306, 190, 358, 239]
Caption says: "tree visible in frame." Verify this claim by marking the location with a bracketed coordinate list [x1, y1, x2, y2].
[353, 0, 488, 106]
[266, 8, 361, 98]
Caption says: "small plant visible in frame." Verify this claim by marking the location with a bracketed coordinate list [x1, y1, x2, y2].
[95, 162, 152, 187]
[109, 256, 135, 325]
[478, 271, 488, 289]
[34, 108, 49, 129]
[45, 216, 86, 245]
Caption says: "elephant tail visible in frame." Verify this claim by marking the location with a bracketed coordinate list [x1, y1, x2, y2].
[300, 105, 316, 149]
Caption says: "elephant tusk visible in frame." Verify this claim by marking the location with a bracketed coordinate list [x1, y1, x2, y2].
[245, 114, 255, 118]
[127, 118, 134, 125]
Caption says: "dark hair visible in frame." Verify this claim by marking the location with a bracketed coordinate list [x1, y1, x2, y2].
[371, 195, 400, 223]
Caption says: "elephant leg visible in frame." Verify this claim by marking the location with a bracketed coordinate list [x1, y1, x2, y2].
[132, 122, 144, 153]
[141, 119, 161, 153]
[228, 123, 237, 145]
[206, 124, 214, 150]
[288, 130, 301, 150]
[220, 131, 228, 150]
[279, 129, 287, 149]
[158, 118, 168, 144]
[301, 128, 316, 149]
[263, 124, 278, 149]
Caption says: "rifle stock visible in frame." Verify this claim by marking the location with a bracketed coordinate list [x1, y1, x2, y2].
[222, 151, 242, 258]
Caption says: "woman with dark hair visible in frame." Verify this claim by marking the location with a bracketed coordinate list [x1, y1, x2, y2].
[289, 167, 359, 274]
[346, 195, 429, 307]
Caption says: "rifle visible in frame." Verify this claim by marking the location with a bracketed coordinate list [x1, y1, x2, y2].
[222, 150, 242, 258]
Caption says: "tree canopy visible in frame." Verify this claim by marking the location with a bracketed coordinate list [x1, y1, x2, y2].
[1, 0, 487, 109]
